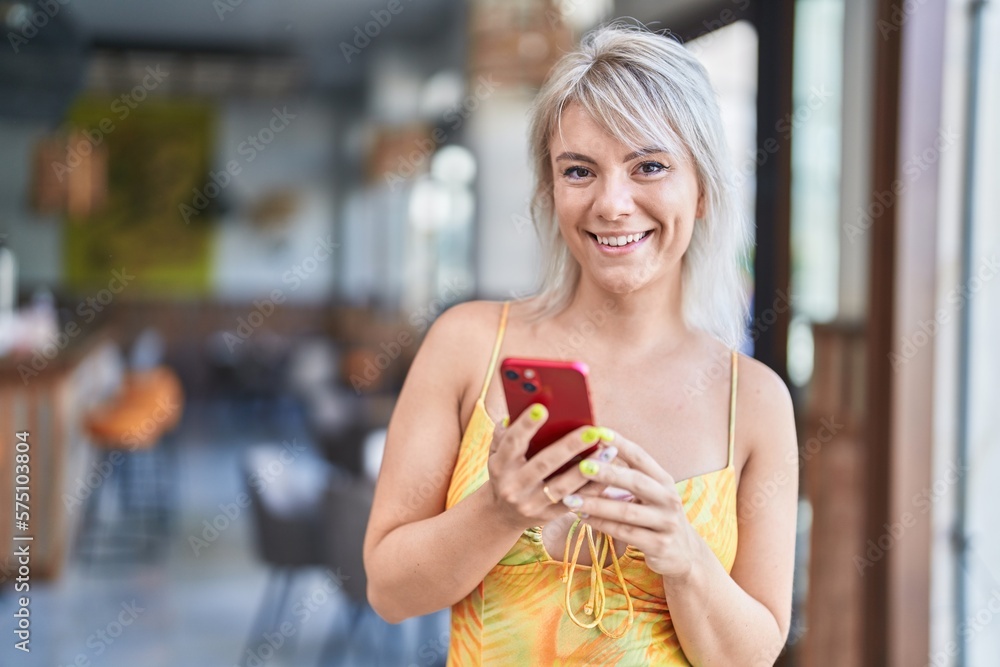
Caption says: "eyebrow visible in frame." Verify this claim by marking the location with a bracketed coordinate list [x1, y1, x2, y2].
[554, 147, 667, 164]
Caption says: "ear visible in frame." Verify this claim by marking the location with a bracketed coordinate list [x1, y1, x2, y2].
[695, 188, 706, 219]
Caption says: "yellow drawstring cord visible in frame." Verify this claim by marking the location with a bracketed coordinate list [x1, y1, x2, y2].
[561, 517, 635, 638]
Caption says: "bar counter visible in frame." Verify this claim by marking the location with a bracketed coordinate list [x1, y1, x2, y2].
[1, 323, 120, 581]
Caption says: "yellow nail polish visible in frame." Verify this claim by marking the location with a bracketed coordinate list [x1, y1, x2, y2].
[529, 404, 546, 421]
[597, 426, 615, 442]
[580, 459, 600, 476]
[581, 427, 599, 445]
[501, 416, 509, 428]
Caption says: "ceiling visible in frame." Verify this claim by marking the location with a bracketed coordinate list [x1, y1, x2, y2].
[70, 0, 455, 46]
[12, 0, 738, 95]
[66, 0, 734, 53]
[612, 0, 747, 39]
[59, 0, 460, 87]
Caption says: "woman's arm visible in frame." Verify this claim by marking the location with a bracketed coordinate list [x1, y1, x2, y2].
[363, 301, 601, 623]
[663, 361, 798, 665]
[571, 358, 798, 665]
[363, 302, 520, 622]
[366, 476, 528, 623]
[663, 359, 799, 667]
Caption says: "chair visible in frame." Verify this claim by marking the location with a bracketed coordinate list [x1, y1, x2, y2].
[316, 437, 449, 667]
[318, 475, 380, 666]
[76, 365, 183, 565]
[241, 443, 340, 666]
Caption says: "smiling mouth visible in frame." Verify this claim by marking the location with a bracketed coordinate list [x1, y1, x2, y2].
[586, 230, 653, 248]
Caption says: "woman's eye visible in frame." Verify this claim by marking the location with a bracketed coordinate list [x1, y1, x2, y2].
[563, 166, 591, 179]
[637, 161, 668, 175]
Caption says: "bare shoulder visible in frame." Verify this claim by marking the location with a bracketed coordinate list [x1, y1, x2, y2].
[734, 353, 797, 467]
[423, 299, 507, 352]
[417, 299, 510, 403]
[431, 298, 507, 331]
[736, 354, 793, 418]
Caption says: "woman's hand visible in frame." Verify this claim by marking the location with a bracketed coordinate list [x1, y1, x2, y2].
[561, 429, 702, 580]
[486, 403, 615, 530]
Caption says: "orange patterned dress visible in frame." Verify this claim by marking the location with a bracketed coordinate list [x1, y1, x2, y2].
[445, 301, 739, 665]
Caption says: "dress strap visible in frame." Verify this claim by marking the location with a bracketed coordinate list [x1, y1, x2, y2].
[477, 300, 511, 403]
[727, 349, 738, 468]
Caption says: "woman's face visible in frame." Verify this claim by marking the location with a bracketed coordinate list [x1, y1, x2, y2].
[549, 103, 703, 295]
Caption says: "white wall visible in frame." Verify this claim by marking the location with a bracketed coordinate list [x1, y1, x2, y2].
[209, 98, 338, 302]
[962, 0, 1000, 662]
[932, 1, 1000, 664]
[467, 89, 541, 300]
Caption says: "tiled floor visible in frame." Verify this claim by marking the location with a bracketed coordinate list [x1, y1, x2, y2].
[0, 395, 448, 667]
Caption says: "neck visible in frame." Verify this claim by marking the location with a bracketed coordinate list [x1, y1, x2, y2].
[554, 269, 689, 356]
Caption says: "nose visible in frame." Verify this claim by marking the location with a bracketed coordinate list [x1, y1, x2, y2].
[592, 173, 636, 222]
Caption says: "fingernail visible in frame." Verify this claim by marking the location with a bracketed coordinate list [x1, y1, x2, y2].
[602, 486, 634, 501]
[579, 459, 600, 476]
[596, 445, 618, 463]
[529, 404, 546, 422]
[501, 415, 509, 428]
[581, 427, 600, 445]
[597, 426, 615, 442]
[562, 494, 583, 510]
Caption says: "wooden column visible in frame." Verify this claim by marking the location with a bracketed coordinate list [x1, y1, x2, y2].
[864, 0, 945, 663]
[800, 322, 867, 667]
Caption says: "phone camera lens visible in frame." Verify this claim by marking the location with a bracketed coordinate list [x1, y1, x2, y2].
[522, 381, 537, 393]
[504, 370, 519, 380]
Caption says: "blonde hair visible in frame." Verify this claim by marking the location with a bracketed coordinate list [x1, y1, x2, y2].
[524, 22, 751, 349]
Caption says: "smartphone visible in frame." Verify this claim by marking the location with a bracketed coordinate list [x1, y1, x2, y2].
[500, 357, 598, 478]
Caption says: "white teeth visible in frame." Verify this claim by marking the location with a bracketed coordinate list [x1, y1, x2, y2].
[594, 231, 648, 247]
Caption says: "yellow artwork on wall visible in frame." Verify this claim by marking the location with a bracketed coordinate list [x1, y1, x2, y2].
[63, 97, 215, 296]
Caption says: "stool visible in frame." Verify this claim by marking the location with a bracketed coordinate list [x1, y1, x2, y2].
[75, 366, 183, 566]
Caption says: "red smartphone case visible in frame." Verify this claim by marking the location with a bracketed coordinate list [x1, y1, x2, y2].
[500, 357, 598, 477]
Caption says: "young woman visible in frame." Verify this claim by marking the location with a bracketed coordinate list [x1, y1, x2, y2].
[364, 23, 798, 665]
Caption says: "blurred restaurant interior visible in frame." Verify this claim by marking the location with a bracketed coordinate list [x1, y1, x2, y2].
[0, 0, 998, 665]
